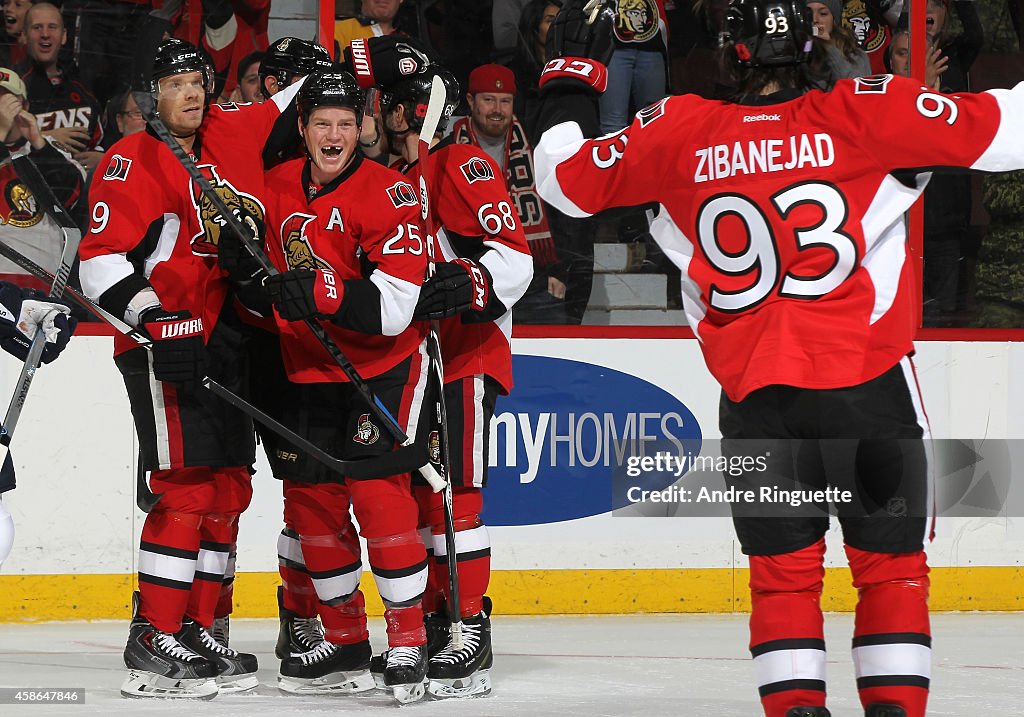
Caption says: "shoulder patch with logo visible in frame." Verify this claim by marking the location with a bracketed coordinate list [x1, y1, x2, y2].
[103, 154, 132, 181]
[460, 157, 495, 184]
[386, 181, 418, 209]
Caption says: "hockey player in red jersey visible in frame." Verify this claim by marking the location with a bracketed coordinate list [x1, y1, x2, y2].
[369, 65, 532, 698]
[531, 1, 1024, 716]
[79, 37, 305, 700]
[243, 71, 434, 704]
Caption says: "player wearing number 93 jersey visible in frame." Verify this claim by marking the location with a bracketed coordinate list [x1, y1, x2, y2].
[534, 2, 1024, 717]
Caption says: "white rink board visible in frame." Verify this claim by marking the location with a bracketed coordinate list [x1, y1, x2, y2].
[0, 335, 1022, 576]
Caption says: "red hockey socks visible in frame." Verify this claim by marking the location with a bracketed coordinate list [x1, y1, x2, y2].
[748, 539, 827, 717]
[846, 546, 931, 717]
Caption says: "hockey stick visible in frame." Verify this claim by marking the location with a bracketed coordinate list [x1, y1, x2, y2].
[0, 154, 81, 468]
[0, 238, 432, 495]
[417, 74, 464, 648]
[131, 89, 446, 492]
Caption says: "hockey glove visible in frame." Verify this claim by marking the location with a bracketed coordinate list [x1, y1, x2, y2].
[218, 209, 265, 286]
[343, 36, 432, 89]
[0, 284, 78, 365]
[414, 258, 492, 320]
[540, 0, 615, 94]
[264, 269, 344, 322]
[140, 308, 206, 391]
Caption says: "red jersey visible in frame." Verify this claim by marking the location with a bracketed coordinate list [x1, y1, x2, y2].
[80, 86, 301, 356]
[263, 155, 427, 383]
[399, 140, 532, 394]
[536, 75, 1017, 401]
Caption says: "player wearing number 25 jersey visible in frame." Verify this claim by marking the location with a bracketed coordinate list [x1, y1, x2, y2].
[535, 2, 1024, 717]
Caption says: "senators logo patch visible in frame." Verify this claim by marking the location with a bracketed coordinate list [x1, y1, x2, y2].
[280, 212, 332, 272]
[103, 154, 132, 181]
[637, 97, 668, 127]
[353, 413, 380, 445]
[0, 176, 41, 229]
[853, 75, 894, 94]
[460, 157, 494, 184]
[386, 181, 418, 209]
[189, 164, 265, 256]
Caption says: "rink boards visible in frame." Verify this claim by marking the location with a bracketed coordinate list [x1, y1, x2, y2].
[0, 332, 1021, 621]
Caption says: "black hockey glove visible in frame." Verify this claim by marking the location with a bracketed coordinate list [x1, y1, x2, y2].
[140, 308, 206, 391]
[414, 258, 492, 321]
[264, 269, 344, 322]
[541, 0, 616, 94]
[343, 36, 432, 89]
[218, 209, 265, 287]
[0, 284, 77, 365]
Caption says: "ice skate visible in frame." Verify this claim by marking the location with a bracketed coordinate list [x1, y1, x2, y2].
[120, 594, 218, 700]
[785, 709, 831, 717]
[866, 706, 907, 717]
[383, 643, 428, 704]
[275, 585, 327, 659]
[370, 608, 450, 689]
[177, 617, 259, 693]
[427, 609, 493, 698]
[277, 639, 375, 695]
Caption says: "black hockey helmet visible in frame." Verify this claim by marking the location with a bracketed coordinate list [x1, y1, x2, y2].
[296, 71, 365, 124]
[380, 66, 460, 136]
[260, 37, 334, 94]
[149, 37, 216, 100]
[723, 0, 813, 67]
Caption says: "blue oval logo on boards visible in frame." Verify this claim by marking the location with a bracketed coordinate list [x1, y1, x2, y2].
[481, 355, 703, 526]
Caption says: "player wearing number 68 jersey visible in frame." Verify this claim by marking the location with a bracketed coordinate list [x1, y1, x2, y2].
[377, 66, 532, 698]
[533, 2, 1024, 717]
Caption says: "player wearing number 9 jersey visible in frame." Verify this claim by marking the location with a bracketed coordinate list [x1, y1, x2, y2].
[534, 2, 1024, 717]
[253, 71, 434, 701]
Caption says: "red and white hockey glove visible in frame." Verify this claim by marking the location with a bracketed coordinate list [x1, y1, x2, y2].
[264, 269, 344, 322]
[344, 36, 432, 89]
[140, 308, 206, 391]
[414, 258, 492, 321]
[540, 0, 615, 94]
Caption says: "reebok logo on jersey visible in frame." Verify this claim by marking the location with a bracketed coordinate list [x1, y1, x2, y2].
[158, 318, 204, 339]
[460, 157, 494, 184]
[103, 154, 132, 181]
[386, 181, 418, 209]
[742, 113, 782, 123]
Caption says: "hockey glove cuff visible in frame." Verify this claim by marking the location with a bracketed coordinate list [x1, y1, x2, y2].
[0, 286, 77, 365]
[264, 269, 344, 322]
[344, 36, 432, 89]
[414, 258, 492, 320]
[539, 56, 609, 94]
[141, 308, 206, 391]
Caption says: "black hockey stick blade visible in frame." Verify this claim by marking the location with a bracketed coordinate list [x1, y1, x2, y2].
[136, 454, 163, 513]
[131, 88, 445, 490]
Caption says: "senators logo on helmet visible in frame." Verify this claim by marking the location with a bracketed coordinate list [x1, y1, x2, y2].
[386, 181, 418, 209]
[460, 157, 495, 184]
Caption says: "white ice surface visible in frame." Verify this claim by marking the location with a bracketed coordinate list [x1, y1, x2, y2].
[0, 613, 1019, 716]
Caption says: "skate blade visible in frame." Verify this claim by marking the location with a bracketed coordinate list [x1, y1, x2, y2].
[216, 673, 260, 694]
[277, 669, 376, 695]
[120, 670, 219, 700]
[372, 671, 386, 690]
[427, 670, 491, 699]
[390, 679, 428, 704]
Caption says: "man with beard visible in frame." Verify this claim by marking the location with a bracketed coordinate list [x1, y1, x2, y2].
[453, 63, 565, 323]
[79, 37, 305, 700]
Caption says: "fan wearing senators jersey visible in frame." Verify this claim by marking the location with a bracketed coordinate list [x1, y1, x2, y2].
[239, 71, 434, 704]
[375, 65, 532, 699]
[78, 38, 306, 700]
[532, 2, 1024, 717]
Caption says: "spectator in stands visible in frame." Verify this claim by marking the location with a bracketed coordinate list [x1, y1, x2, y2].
[0, 65, 85, 291]
[807, 0, 870, 89]
[599, 0, 669, 134]
[508, 0, 560, 140]
[335, 0, 405, 56]
[453, 63, 567, 324]
[105, 89, 146, 145]
[17, 2, 104, 174]
[492, 0, 530, 62]
[886, 29, 947, 91]
[0, 0, 33, 68]
[231, 49, 264, 103]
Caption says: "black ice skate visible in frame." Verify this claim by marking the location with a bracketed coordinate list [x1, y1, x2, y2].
[121, 593, 219, 700]
[383, 643, 428, 704]
[866, 705, 907, 717]
[427, 608, 493, 698]
[277, 639, 374, 695]
[177, 618, 259, 693]
[275, 585, 327, 659]
[785, 709, 832, 717]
